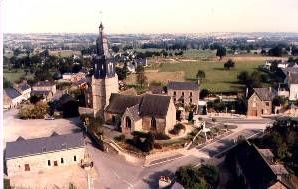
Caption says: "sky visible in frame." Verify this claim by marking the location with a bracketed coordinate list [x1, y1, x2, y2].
[2, 0, 298, 34]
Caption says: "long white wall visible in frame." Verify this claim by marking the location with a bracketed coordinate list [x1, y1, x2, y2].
[6, 147, 85, 176]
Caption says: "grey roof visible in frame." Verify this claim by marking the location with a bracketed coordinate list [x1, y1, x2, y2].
[4, 88, 22, 99]
[33, 81, 55, 87]
[105, 93, 142, 114]
[5, 132, 84, 159]
[106, 93, 171, 118]
[253, 88, 276, 101]
[15, 82, 31, 92]
[167, 81, 199, 91]
[126, 104, 141, 121]
[139, 94, 171, 118]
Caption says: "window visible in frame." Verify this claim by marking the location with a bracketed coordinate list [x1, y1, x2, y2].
[48, 160, 51, 166]
[173, 91, 176, 96]
[61, 158, 64, 164]
[182, 92, 184, 96]
[190, 92, 192, 97]
[265, 102, 270, 106]
[74, 156, 77, 162]
[25, 164, 30, 171]
[190, 98, 192, 103]
[151, 117, 157, 129]
[252, 102, 256, 108]
[182, 99, 184, 104]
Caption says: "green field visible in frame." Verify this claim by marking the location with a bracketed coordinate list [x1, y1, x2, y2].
[3, 68, 34, 83]
[159, 60, 263, 93]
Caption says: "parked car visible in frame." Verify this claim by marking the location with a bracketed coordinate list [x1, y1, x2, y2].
[44, 115, 55, 120]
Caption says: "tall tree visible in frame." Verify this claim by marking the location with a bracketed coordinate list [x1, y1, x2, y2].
[216, 46, 226, 60]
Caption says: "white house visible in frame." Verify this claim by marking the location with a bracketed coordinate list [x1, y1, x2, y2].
[3, 88, 24, 109]
[5, 132, 85, 176]
[14, 81, 31, 100]
[285, 72, 298, 101]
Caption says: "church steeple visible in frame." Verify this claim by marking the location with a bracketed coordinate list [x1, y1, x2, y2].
[93, 22, 115, 79]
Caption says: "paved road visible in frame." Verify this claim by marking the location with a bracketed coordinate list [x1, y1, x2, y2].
[88, 123, 266, 189]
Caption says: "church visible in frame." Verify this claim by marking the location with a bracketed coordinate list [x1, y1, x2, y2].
[85, 22, 176, 135]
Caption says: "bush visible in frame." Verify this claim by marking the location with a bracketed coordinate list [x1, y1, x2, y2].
[18, 102, 48, 119]
[224, 59, 235, 69]
[170, 123, 186, 135]
[175, 164, 219, 189]
[127, 132, 155, 152]
[114, 134, 125, 142]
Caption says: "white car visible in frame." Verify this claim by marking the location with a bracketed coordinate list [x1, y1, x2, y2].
[44, 116, 55, 120]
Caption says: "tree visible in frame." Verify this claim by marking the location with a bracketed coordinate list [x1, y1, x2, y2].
[272, 96, 286, 107]
[3, 77, 12, 89]
[292, 46, 298, 56]
[237, 71, 261, 89]
[200, 89, 209, 99]
[136, 72, 147, 86]
[35, 68, 52, 81]
[196, 70, 206, 81]
[268, 46, 283, 57]
[224, 59, 235, 69]
[111, 46, 120, 53]
[261, 49, 267, 55]
[216, 46, 226, 60]
[175, 164, 218, 189]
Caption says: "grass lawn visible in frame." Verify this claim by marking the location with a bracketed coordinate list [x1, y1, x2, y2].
[3, 68, 34, 83]
[159, 60, 264, 93]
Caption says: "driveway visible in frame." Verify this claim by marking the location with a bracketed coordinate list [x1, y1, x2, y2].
[3, 108, 82, 145]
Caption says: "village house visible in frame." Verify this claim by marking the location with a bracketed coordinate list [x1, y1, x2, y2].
[62, 72, 86, 83]
[167, 81, 200, 108]
[247, 87, 276, 117]
[226, 140, 294, 189]
[31, 81, 57, 101]
[13, 81, 31, 100]
[5, 132, 85, 176]
[3, 88, 24, 109]
[285, 72, 298, 101]
[105, 93, 176, 135]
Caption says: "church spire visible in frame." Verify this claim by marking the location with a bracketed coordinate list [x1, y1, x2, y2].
[99, 22, 104, 33]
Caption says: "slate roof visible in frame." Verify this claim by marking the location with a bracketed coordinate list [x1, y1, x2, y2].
[33, 81, 55, 87]
[4, 88, 22, 99]
[105, 93, 142, 114]
[228, 141, 292, 189]
[5, 132, 84, 159]
[106, 93, 171, 118]
[15, 82, 31, 92]
[167, 81, 199, 91]
[253, 88, 276, 101]
[126, 104, 141, 121]
[139, 94, 171, 118]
